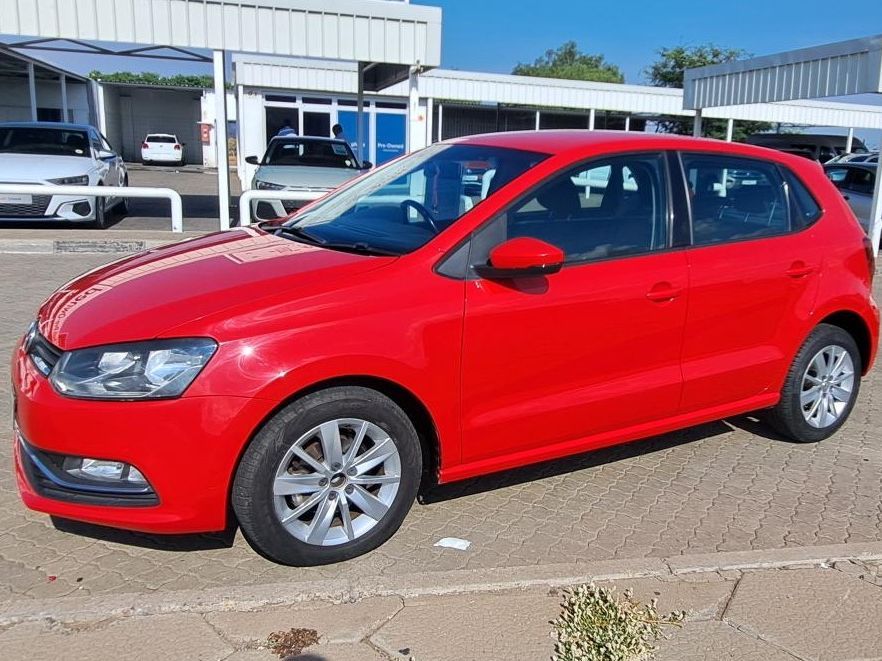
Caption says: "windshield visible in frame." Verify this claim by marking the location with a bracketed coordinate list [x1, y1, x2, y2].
[281, 143, 548, 255]
[264, 138, 358, 169]
[146, 135, 176, 143]
[0, 127, 91, 157]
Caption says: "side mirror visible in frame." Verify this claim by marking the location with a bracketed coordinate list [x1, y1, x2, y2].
[97, 149, 116, 160]
[360, 161, 373, 170]
[245, 155, 260, 165]
[474, 237, 565, 279]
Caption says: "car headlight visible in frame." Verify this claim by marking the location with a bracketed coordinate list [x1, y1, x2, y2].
[50, 338, 217, 400]
[48, 175, 89, 186]
[256, 180, 285, 191]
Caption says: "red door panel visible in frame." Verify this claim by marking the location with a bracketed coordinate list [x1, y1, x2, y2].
[460, 250, 689, 463]
[680, 232, 821, 412]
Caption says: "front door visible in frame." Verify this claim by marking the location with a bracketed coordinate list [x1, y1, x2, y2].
[459, 152, 689, 465]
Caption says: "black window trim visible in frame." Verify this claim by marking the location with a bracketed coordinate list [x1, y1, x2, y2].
[678, 150, 817, 250]
[777, 163, 823, 230]
[436, 149, 680, 280]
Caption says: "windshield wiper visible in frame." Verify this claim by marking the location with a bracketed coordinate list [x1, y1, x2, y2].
[270, 224, 324, 246]
[319, 242, 401, 256]
[265, 223, 399, 256]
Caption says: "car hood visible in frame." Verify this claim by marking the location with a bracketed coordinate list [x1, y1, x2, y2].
[0, 153, 94, 182]
[254, 165, 361, 190]
[37, 228, 395, 350]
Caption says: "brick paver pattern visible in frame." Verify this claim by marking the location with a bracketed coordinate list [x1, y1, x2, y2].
[1, 254, 881, 601]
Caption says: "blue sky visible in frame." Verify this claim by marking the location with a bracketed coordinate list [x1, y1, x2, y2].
[417, 0, 882, 84]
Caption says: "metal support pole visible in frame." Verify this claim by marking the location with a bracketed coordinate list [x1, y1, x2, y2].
[356, 62, 365, 163]
[534, 110, 540, 131]
[845, 128, 855, 154]
[588, 108, 595, 131]
[213, 50, 231, 230]
[870, 154, 882, 257]
[624, 115, 631, 132]
[693, 110, 703, 138]
[425, 96, 434, 145]
[725, 118, 734, 142]
[437, 102, 443, 142]
[60, 74, 68, 122]
[27, 63, 37, 121]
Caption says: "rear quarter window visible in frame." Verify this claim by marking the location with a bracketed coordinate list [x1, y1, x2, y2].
[782, 168, 822, 229]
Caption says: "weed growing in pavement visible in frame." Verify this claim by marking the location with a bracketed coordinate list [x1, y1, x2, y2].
[552, 583, 685, 661]
[265, 627, 320, 659]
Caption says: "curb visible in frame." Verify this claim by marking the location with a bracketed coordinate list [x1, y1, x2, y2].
[2, 542, 881, 626]
[0, 238, 190, 255]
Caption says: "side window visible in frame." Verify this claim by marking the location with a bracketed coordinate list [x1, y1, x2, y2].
[782, 169, 822, 229]
[89, 132, 103, 155]
[848, 169, 875, 195]
[474, 153, 669, 265]
[683, 153, 789, 246]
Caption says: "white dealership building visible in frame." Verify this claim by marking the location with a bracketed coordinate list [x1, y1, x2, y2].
[0, 1, 880, 207]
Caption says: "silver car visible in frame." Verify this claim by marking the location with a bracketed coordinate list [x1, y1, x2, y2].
[0, 122, 128, 229]
[824, 162, 878, 232]
[246, 136, 371, 220]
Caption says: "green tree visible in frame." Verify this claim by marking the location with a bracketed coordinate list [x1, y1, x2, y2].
[646, 44, 772, 141]
[88, 70, 215, 89]
[513, 41, 624, 84]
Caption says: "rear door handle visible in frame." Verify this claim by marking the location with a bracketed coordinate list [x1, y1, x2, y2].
[786, 262, 815, 278]
[646, 283, 683, 302]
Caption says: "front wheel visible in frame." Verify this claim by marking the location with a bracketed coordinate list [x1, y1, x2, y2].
[90, 196, 107, 229]
[767, 324, 862, 442]
[232, 387, 422, 565]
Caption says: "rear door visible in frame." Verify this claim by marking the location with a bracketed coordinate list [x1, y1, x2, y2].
[459, 152, 689, 465]
[678, 152, 823, 413]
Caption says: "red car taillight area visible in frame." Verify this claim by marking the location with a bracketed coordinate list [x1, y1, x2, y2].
[174, 144, 181, 151]
[142, 142, 149, 149]
[863, 236, 876, 284]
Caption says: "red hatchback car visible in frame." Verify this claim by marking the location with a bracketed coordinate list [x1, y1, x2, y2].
[12, 131, 879, 565]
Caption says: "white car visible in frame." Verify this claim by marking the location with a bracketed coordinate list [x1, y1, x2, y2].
[141, 133, 184, 165]
[0, 122, 128, 229]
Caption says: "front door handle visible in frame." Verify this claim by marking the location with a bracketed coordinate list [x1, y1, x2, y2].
[646, 283, 683, 302]
[786, 262, 815, 278]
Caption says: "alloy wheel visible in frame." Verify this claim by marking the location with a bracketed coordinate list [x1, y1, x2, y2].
[800, 344, 855, 429]
[272, 418, 401, 546]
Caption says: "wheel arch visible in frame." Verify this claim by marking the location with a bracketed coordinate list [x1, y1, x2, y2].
[228, 375, 442, 515]
[819, 310, 874, 375]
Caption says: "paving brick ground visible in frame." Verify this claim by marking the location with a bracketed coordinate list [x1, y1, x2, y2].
[2, 254, 882, 603]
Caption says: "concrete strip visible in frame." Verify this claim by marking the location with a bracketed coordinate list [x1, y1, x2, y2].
[2, 543, 882, 626]
[665, 541, 882, 574]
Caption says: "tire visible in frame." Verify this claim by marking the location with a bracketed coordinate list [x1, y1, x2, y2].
[117, 177, 129, 216]
[767, 324, 862, 442]
[233, 386, 422, 566]
[90, 195, 107, 229]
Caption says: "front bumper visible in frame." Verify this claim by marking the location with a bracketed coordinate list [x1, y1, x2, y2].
[0, 194, 96, 221]
[11, 338, 268, 534]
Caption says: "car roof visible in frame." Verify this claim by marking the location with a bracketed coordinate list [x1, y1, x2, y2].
[450, 130, 817, 167]
[146, 133, 176, 137]
[0, 121, 96, 131]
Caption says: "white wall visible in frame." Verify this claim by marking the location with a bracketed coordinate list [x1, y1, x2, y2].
[0, 76, 90, 123]
[201, 90, 238, 169]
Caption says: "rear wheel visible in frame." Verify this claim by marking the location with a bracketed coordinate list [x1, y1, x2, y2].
[117, 176, 129, 216]
[767, 324, 861, 442]
[233, 386, 422, 565]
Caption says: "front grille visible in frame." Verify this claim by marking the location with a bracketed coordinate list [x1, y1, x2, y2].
[27, 331, 62, 375]
[0, 195, 51, 218]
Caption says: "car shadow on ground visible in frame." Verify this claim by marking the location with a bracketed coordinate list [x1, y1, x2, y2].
[419, 419, 737, 504]
[45, 415, 788, 553]
[49, 515, 238, 552]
